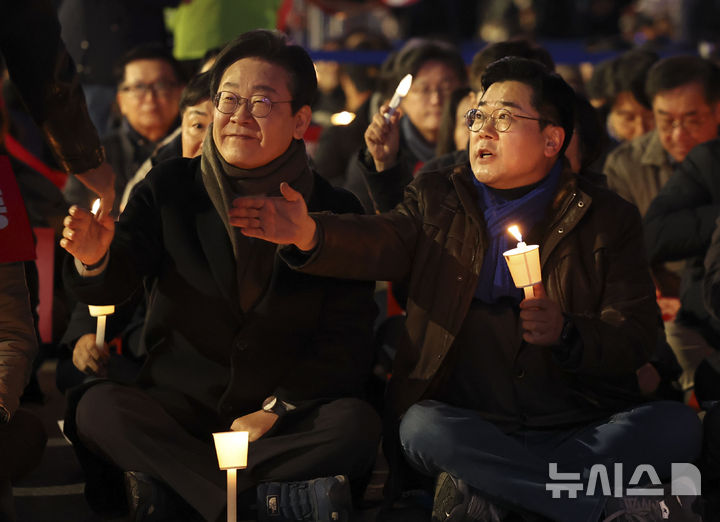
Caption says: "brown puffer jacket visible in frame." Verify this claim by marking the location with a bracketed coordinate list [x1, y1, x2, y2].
[288, 161, 659, 427]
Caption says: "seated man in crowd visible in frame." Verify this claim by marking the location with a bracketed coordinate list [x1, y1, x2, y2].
[64, 43, 185, 215]
[60, 30, 379, 522]
[120, 70, 214, 210]
[590, 50, 657, 146]
[231, 57, 702, 522]
[605, 56, 720, 218]
[646, 137, 720, 399]
[607, 55, 720, 395]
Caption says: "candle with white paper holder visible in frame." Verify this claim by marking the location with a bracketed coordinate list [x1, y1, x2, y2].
[87, 199, 115, 352]
[502, 225, 541, 299]
[213, 431, 249, 522]
[384, 74, 413, 122]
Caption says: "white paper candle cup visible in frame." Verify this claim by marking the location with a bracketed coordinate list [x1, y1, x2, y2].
[212, 431, 249, 470]
[503, 244, 541, 288]
[88, 305, 116, 317]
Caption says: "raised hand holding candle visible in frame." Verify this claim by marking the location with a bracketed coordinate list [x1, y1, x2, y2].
[213, 431, 249, 522]
[87, 198, 115, 351]
[384, 74, 413, 122]
[503, 225, 542, 299]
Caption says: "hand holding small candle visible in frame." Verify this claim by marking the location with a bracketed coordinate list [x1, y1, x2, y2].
[87, 198, 115, 353]
[502, 225, 542, 299]
[384, 74, 413, 122]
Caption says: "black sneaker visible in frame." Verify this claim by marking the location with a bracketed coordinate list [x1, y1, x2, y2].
[256, 475, 352, 521]
[124, 471, 199, 522]
[603, 493, 703, 521]
[431, 472, 506, 522]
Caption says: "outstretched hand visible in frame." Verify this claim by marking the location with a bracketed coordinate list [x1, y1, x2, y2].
[519, 283, 564, 346]
[60, 205, 115, 266]
[229, 182, 318, 251]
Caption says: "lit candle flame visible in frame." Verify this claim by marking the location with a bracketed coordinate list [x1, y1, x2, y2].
[396, 74, 413, 96]
[330, 111, 356, 126]
[508, 225, 522, 243]
[91, 198, 100, 216]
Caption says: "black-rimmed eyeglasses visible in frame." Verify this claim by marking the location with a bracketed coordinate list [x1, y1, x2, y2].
[214, 91, 293, 118]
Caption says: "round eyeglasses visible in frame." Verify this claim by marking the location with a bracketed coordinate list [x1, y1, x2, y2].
[465, 107, 554, 133]
[214, 91, 293, 118]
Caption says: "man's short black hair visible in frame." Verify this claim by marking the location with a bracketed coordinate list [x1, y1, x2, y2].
[179, 71, 212, 114]
[607, 50, 658, 109]
[113, 43, 186, 86]
[338, 31, 390, 94]
[573, 91, 607, 171]
[470, 39, 555, 93]
[380, 39, 467, 99]
[481, 56, 575, 156]
[209, 29, 317, 114]
[646, 55, 720, 106]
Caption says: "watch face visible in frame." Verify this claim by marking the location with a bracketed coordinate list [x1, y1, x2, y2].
[263, 396, 277, 411]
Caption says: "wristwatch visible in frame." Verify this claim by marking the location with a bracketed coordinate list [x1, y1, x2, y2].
[262, 395, 295, 416]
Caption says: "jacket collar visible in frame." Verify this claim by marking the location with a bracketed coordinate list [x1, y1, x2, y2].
[539, 162, 592, 266]
[641, 129, 672, 168]
[450, 164, 483, 226]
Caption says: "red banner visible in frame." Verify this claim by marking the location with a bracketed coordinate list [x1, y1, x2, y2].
[0, 155, 36, 262]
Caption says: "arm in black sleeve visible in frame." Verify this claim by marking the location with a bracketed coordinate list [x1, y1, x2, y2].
[0, 0, 103, 173]
[644, 141, 720, 264]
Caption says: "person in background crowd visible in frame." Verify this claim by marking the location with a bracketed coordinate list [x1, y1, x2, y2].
[345, 38, 467, 213]
[645, 137, 720, 408]
[57, 0, 180, 137]
[435, 86, 474, 157]
[313, 31, 390, 188]
[120, 71, 214, 211]
[594, 49, 658, 145]
[621, 56, 720, 397]
[64, 44, 185, 216]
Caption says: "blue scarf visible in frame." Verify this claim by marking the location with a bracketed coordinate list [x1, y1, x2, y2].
[473, 161, 562, 303]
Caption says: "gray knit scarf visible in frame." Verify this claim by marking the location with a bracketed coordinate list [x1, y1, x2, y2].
[200, 126, 314, 312]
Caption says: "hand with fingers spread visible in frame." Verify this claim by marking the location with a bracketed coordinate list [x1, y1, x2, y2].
[60, 205, 115, 266]
[519, 283, 564, 346]
[229, 182, 318, 251]
[364, 103, 402, 172]
[72, 333, 109, 377]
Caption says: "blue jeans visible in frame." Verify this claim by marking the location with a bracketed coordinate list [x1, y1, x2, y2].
[399, 400, 701, 522]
